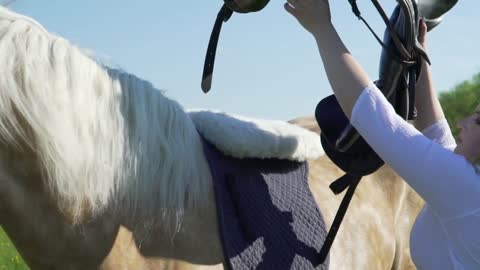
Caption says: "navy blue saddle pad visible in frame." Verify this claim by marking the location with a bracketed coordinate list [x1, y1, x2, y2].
[201, 138, 329, 270]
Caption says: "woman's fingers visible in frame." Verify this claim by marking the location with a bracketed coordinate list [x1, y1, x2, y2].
[284, 0, 332, 35]
[288, 0, 315, 10]
[286, 0, 300, 9]
[284, 3, 297, 16]
[418, 18, 427, 46]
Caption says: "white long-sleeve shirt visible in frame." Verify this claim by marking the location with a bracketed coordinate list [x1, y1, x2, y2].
[351, 83, 480, 269]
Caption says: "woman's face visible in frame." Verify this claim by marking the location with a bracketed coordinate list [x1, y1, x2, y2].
[455, 105, 480, 163]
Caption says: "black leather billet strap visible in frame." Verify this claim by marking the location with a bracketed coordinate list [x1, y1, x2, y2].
[201, 5, 234, 93]
[201, 0, 271, 92]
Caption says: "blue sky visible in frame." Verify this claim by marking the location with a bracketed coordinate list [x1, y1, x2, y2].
[8, 1, 480, 120]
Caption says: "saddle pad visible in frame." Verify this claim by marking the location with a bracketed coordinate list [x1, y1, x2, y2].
[201, 137, 329, 270]
[189, 110, 324, 161]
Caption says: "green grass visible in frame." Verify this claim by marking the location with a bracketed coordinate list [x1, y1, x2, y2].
[0, 227, 29, 270]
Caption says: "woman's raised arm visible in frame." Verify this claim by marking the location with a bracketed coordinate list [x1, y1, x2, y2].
[413, 21, 447, 132]
[285, 0, 372, 118]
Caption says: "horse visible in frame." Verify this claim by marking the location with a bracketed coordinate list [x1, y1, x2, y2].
[0, 6, 424, 270]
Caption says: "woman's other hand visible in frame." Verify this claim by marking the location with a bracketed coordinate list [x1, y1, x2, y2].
[418, 18, 427, 48]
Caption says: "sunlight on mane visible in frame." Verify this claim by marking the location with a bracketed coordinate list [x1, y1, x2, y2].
[0, 6, 212, 230]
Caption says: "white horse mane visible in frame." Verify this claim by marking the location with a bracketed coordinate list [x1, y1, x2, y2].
[0, 7, 212, 228]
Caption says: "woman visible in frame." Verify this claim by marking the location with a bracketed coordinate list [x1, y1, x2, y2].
[285, 0, 480, 269]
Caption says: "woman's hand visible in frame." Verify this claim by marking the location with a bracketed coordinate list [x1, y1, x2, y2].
[284, 0, 332, 35]
[418, 18, 427, 48]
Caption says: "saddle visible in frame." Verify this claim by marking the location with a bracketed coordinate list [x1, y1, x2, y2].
[201, 0, 458, 265]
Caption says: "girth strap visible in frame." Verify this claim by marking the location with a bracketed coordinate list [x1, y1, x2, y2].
[317, 174, 361, 264]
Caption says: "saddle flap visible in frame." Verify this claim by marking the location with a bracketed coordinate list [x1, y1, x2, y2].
[315, 95, 384, 176]
[314, 95, 349, 145]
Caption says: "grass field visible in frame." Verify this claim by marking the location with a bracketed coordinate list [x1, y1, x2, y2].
[0, 227, 29, 270]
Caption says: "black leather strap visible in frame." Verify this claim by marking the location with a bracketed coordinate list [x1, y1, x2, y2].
[348, 0, 416, 66]
[317, 174, 362, 265]
[201, 4, 233, 93]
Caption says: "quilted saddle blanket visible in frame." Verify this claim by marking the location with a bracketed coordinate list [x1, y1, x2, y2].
[201, 138, 329, 270]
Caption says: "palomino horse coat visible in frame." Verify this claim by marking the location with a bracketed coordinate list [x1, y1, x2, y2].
[0, 7, 423, 270]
